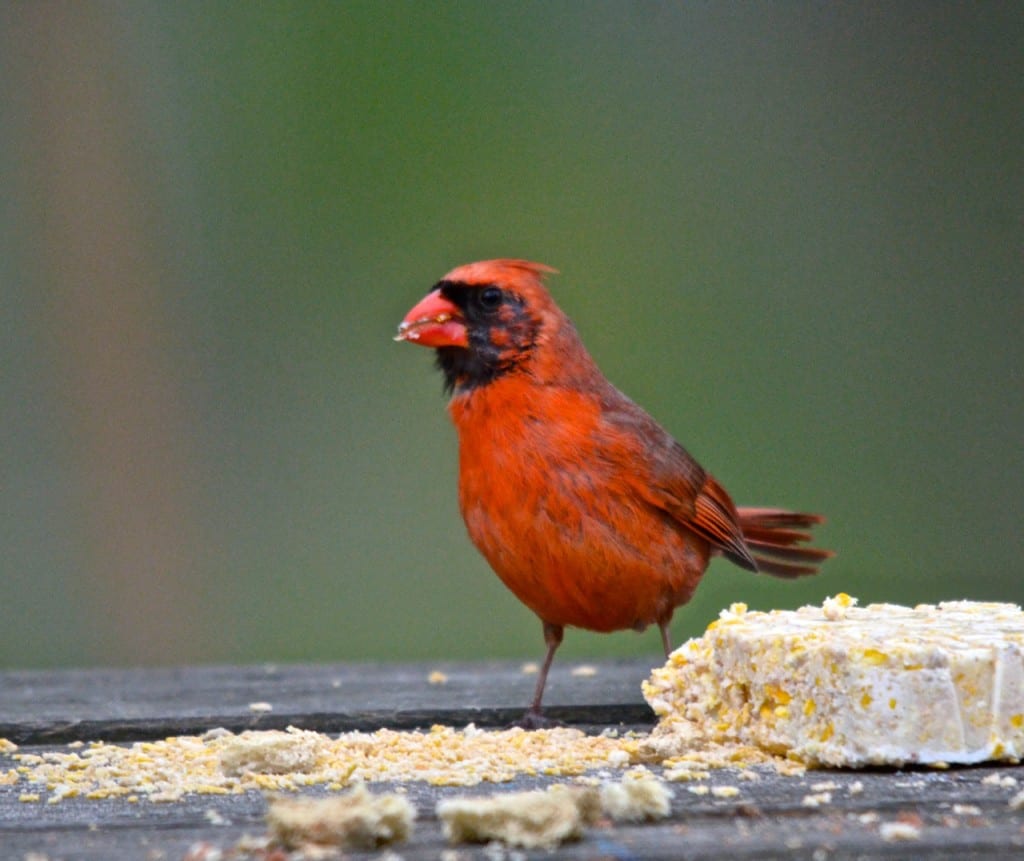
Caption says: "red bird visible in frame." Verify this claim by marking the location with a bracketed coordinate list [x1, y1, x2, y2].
[396, 260, 832, 726]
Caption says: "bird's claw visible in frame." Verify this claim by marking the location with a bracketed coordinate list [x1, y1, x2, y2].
[508, 709, 564, 730]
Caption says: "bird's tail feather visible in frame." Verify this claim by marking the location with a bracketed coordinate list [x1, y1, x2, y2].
[736, 507, 833, 578]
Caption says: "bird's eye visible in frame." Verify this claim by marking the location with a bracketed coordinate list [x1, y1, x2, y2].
[477, 286, 503, 312]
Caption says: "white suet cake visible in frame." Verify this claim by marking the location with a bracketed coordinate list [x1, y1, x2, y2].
[643, 595, 1024, 767]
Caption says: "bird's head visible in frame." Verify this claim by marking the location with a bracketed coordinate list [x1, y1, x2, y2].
[395, 259, 561, 393]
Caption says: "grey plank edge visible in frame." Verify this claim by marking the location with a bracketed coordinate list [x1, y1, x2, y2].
[0, 703, 655, 745]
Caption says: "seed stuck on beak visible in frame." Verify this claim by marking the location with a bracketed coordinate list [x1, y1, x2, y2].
[395, 289, 468, 349]
[394, 311, 454, 342]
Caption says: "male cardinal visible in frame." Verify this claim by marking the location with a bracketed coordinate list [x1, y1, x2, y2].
[396, 259, 831, 726]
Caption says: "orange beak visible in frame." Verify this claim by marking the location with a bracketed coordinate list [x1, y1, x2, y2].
[394, 289, 468, 348]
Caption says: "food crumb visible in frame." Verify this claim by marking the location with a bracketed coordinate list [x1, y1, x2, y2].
[879, 821, 922, 842]
[520, 662, 539, 675]
[802, 792, 832, 808]
[437, 786, 597, 849]
[0, 739, 17, 754]
[848, 780, 864, 795]
[248, 702, 273, 713]
[952, 803, 981, 816]
[19, 793, 40, 803]
[687, 786, 710, 796]
[1008, 790, 1024, 810]
[599, 777, 672, 822]
[983, 773, 1018, 788]
[606, 749, 630, 768]
[204, 808, 229, 826]
[810, 781, 838, 792]
[267, 785, 414, 850]
[822, 593, 857, 621]
[428, 670, 449, 685]
[711, 786, 739, 799]
[219, 727, 331, 777]
[570, 665, 597, 677]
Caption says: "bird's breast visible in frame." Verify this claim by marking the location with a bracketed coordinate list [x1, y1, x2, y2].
[448, 379, 708, 632]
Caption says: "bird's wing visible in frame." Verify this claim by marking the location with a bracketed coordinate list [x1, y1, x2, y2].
[599, 393, 758, 571]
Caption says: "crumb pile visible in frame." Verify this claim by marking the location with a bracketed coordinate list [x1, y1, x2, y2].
[4, 725, 657, 803]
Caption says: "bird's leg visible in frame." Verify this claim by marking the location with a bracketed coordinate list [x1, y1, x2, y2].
[659, 619, 673, 658]
[514, 621, 564, 729]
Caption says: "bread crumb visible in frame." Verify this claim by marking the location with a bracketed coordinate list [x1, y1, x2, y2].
[822, 593, 857, 621]
[570, 665, 597, 677]
[428, 671, 449, 685]
[1008, 790, 1024, 810]
[952, 803, 981, 816]
[267, 785, 414, 850]
[437, 786, 597, 849]
[248, 702, 273, 713]
[0, 739, 17, 754]
[219, 728, 331, 776]
[520, 662, 539, 674]
[664, 766, 710, 782]
[711, 786, 740, 799]
[802, 792, 832, 807]
[606, 749, 630, 768]
[687, 785, 709, 796]
[982, 773, 1018, 788]
[599, 777, 672, 821]
[204, 808, 229, 826]
[848, 781, 864, 795]
[879, 821, 921, 842]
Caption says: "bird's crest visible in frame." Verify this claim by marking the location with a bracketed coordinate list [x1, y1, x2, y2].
[442, 259, 558, 286]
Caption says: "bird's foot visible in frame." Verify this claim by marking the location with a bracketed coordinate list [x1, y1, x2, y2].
[508, 708, 564, 730]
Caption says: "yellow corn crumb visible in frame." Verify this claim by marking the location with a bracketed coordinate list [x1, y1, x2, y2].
[428, 670, 449, 684]
[860, 693, 873, 709]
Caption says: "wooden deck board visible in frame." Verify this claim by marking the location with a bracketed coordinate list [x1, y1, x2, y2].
[3, 661, 1024, 859]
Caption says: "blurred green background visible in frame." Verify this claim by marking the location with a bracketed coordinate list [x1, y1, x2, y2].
[1, 2, 1020, 669]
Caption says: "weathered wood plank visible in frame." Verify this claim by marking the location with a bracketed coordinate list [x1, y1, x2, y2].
[3, 661, 1024, 859]
[3, 762, 1024, 859]
[0, 659, 657, 743]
